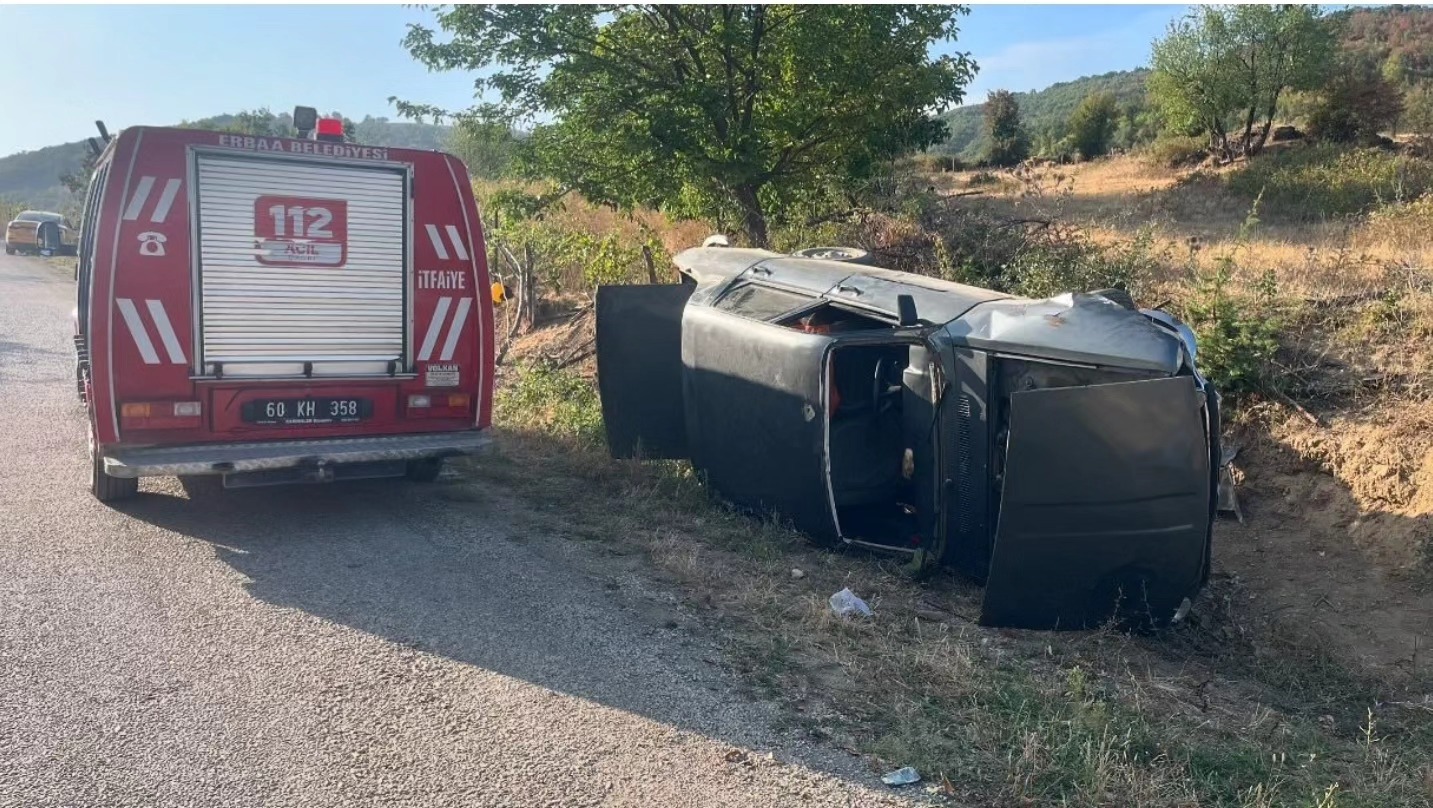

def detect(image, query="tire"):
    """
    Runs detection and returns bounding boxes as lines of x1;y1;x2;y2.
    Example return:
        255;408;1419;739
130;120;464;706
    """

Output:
405;457;444;482
4;245;13;255
89;424;138;503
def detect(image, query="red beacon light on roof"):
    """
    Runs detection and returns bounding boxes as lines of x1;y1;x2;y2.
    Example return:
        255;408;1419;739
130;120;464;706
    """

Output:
315;117;345;143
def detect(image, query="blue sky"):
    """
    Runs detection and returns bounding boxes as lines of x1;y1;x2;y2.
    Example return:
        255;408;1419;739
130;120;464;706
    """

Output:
0;4;1188;159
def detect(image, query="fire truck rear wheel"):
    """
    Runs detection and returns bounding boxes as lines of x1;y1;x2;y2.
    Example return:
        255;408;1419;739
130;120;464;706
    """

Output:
89;426;138;503
405;458;444;482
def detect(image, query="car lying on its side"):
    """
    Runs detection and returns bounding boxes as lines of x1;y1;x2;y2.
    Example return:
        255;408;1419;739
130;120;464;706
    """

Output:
596;246;1221;631
5;210;78;256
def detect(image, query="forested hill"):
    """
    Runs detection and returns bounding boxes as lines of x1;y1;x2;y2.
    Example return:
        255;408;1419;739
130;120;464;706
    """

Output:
0;114;451;210
938;4;1433;161
937;69;1149;161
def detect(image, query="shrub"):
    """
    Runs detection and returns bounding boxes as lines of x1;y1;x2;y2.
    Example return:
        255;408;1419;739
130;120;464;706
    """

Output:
1305;57;1403;144
1179;210;1283;395
495;361;605;447
1143;135;1207;169
1225;144;1433;217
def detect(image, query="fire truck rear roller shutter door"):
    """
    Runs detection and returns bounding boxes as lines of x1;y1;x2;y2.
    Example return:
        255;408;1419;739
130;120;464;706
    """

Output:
195;154;409;376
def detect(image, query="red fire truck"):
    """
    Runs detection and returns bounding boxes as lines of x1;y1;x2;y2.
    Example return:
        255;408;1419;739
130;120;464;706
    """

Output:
74;112;494;502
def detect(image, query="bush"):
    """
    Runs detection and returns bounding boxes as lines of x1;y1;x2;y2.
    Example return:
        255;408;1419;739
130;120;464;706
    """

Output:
1305;57;1403;144
495;361;605;447
1143;135;1207;168
1178;209;1283;395
1225;144;1433;217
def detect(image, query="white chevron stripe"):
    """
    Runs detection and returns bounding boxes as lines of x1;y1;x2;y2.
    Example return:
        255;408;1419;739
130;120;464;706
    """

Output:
145;299;186;364
116;299;159;364
122;176;156;221
424;224;449;260
444;225;470;261
439;297;472;361
150;179;182;224
418;297;452;361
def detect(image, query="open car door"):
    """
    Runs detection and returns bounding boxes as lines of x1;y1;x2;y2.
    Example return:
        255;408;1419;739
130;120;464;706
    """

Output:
980;376;1212;630
595;284;694;459
682;306;840;543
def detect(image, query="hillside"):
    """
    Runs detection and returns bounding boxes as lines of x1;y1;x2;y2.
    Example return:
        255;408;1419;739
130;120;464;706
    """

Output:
0;114;452;212
940;4;1433;162
937;69;1149;161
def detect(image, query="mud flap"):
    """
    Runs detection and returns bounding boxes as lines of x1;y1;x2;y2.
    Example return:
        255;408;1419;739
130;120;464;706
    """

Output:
979;376;1212;630
595;284;694;459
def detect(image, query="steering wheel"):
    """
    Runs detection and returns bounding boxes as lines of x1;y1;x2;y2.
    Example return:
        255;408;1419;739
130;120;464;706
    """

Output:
872;357;901;414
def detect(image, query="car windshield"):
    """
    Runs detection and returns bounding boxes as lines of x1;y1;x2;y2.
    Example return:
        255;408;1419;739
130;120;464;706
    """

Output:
15;211;62;224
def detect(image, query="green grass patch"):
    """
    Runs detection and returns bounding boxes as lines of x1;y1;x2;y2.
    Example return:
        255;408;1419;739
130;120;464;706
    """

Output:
1226;145;1433;219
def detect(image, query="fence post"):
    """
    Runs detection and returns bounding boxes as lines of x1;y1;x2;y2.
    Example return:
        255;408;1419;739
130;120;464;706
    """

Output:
642;244;658;284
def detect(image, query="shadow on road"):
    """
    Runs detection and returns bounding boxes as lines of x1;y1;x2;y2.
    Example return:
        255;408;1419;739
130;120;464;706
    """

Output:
120;471;865;780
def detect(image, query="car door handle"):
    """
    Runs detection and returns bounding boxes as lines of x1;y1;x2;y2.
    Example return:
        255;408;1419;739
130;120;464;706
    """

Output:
750;266;772;276
835;284;862;295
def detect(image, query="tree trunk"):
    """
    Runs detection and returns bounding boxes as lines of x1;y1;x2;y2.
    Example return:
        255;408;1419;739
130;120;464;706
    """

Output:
1239;104;1258;158
733;184;769;248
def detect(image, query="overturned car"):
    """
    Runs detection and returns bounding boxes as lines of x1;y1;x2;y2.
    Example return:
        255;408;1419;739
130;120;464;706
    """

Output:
596;247;1220;630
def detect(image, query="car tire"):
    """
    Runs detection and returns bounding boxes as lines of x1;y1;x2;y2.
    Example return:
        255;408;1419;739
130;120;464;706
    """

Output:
405;457;444;482
4;245;13;255
89;424;138;503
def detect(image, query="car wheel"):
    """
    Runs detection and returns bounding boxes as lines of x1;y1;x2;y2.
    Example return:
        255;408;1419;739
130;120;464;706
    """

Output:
405;458;444;482
89;424;138;503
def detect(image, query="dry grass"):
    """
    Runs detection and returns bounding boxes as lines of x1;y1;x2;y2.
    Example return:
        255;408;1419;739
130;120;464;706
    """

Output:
467;361;1433;807
948;154;1433;302
469;148;1433;804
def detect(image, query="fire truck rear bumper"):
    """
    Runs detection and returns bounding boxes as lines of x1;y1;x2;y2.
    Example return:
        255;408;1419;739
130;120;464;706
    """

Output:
103;430;492;478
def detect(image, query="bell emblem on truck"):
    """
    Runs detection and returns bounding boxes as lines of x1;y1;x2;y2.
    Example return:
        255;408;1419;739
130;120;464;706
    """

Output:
137;232;167;257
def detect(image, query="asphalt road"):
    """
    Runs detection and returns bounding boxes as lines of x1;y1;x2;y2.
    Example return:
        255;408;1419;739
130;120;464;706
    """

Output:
0;253;915;807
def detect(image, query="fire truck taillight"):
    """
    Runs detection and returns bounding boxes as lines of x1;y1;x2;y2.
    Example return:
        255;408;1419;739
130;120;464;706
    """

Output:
120;401;202;429
406;393;470;418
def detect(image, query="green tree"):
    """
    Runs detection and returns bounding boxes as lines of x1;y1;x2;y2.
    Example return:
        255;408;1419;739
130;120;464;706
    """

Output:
1306;56;1404;143
1067;92;1119;160
1149;5;1335;159
400;5;975;247
446;119;519;180
983;89;1029;167
1405;83;1433;138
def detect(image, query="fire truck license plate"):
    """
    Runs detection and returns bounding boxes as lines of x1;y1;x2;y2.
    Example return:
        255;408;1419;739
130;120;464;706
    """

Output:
241;397;372;426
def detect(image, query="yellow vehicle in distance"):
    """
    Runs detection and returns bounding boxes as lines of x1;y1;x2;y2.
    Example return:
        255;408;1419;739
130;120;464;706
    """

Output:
5;210;79;256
